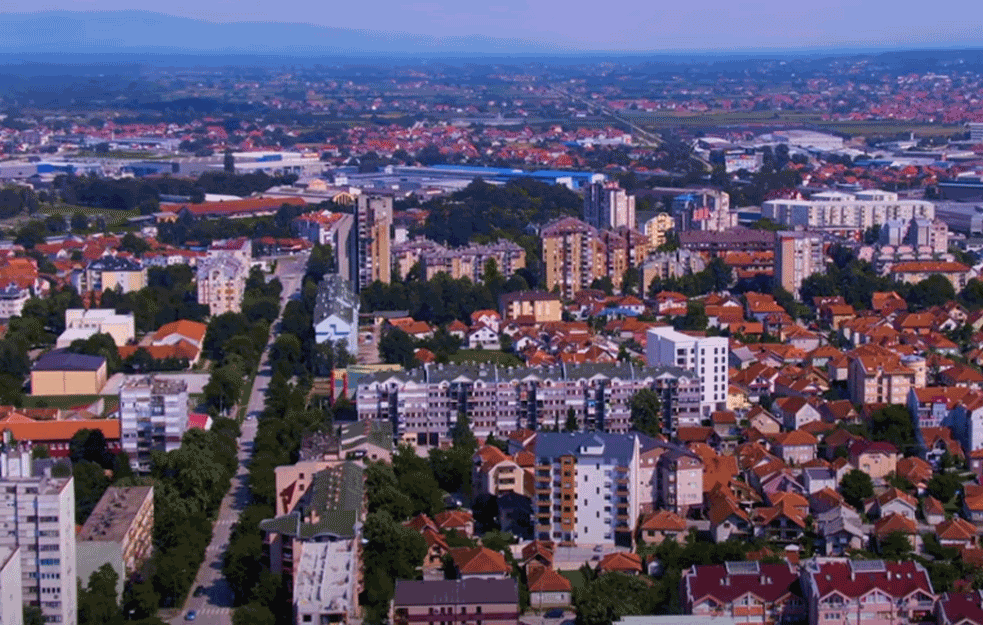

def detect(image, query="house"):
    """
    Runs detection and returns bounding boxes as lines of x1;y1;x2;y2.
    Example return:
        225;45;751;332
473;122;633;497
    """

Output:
940;364;983;390
0;411;120;457
772;396;821;431
849;440;898;480
873;512;920;552
707;493;752;543
936;517;978;548
596;552;643;576
682;561;805;624
896;456;933;493
436;510;475;538
710;411;739;438
747;406;782;435
809;488;848;516
392;579;519;625
30;349;108;396
470;310;502;333
802;467;836;495
753;497;809;543
804;559;936;625
866;487;918;520
467;325;501;350
923;497;945;526
404;515;450;573
937;591;983;625
313;275;359;354
847;344;918;406
772;430;818;465
815;506;865;555
520;540;554;570
527;567;572;609
920;427;964;468
447;320;469;341
148;319;207;364
638;510;687;546
449;547;511;580
964;485;983;524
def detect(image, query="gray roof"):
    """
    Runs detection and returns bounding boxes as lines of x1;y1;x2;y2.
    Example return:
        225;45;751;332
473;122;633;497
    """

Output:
535;431;638;464
313;274;358;326
33;348;106;372
79;486;154;543
393;579;518;607
259;461;363;540
88;256;142;272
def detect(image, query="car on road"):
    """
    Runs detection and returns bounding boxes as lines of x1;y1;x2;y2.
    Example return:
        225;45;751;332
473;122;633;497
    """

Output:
193;586;205;597
185;610;197;621
544;609;565;619
593;545;604;552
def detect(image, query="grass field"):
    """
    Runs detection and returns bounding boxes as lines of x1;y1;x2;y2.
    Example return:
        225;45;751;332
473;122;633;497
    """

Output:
23;394;119;416
448;350;524;367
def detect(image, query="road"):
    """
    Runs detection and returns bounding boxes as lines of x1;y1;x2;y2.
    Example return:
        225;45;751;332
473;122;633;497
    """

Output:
168;251;309;625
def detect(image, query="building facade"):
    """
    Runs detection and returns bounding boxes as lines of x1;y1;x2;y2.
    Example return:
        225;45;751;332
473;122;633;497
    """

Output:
775;230;823;296
763;190;935;236
0;546;22;625
584;182;636;230
646;327;729;417
77;486;154;579
393;579;519;625
0;453;77;625
541;217;605;299
313;274;359;354
196;254;247;316
118;376;189;472
353;194;393;291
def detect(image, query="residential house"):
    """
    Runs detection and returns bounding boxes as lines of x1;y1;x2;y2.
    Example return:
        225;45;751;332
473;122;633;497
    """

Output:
802;467;837;495
896;456;933;493
468;325;501;350
873;513;920;552
449;547;511;580
815;506;865;556
682;561;805;624
937;592;983;625
772;397;821;431
638;510;688;546
865;487;918;520
936;517;978;549
527;567;572;609
596;552;643;576
963;485;983;524
392;579;519;625
923;497;946;526
803;559;936;625
849;441;899;480
707;493;753;543
772;430;818;465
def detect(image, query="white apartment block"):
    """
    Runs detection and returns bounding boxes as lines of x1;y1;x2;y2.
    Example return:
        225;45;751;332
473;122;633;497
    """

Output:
762;190;935;236
196;254;247;316
59;309;136;348
293;540;359;625
119;376;189;472
532;432;641;546
0;450;77;625
646;327;728;417
0;546;22;625
584;182;636;230
0;284;29;321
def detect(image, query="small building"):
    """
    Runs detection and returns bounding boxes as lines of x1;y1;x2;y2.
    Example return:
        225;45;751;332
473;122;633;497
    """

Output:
527;566;572;609
31;349;107;396
313;274;359;355
59;308;136;348
77;486;154;600
392;579;519;625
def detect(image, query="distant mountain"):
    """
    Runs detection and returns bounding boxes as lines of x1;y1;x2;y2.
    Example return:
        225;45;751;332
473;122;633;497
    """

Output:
0;10;575;56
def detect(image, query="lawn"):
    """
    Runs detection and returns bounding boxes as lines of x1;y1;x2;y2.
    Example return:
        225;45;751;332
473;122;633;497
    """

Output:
559;569;586;593
23;394;119;416
448;350;524;367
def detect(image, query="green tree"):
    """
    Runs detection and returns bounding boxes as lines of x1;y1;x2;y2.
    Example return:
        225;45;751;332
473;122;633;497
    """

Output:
74;460;111;525
575;572;657;625
122;578;159;620
78;563;121;625
23;606;44;625
204;364;244;416
840;469;874;510
70;428;113;469
927;472;963;504
877;530;914;559
564;407;579;432
224;149;236;174
674;301;708;331
379;328;417;368
906;274;957;310
629;388;662;437
71;211;89;231
869;405;915;453
232;604;275;625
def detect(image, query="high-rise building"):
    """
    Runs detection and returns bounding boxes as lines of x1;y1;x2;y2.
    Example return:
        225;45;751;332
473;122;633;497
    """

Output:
646;327;729;417
541;217;605;299
118;376;189;472
0;546;22;625
352;195;393;291
532;432;641;546
197;239;251;316
762;190;935;236
584;182;636;230
671;190;733;232
775;230;824;296
0;448;77;625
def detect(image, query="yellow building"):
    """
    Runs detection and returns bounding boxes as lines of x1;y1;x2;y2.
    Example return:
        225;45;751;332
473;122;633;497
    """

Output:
644;213;675;247
77;256;147;294
541;217;605;299
31;349;108;395
500;291;562;323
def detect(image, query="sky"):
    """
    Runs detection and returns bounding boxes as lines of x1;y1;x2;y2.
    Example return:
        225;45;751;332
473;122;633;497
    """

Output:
3;0;982;52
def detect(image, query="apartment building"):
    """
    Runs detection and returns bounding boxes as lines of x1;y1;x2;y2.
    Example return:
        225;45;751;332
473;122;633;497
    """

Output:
313;274;359;354
600;228;650;291
77;486;154;589
0;546;22;625
352;194;393;291
775;230;824;296
356;362;700;449
0;450;77;625
196;254;247;316
59;308;135;348
878;217;949;254
846;345;920;406
643;213;675;248
656;447;704;514
803;559;936;625
118;376;189;472
584;182;636;230
762;190;935;236
671;189;734;232
292;210;354;278
679;227;775;257
541;217;605;299
646;327;729;417
682;561;805;625
532;432;641;546
293;540;359;625
73;256;146;294
641;249;707;292
393;579;519;625
889;260;971;291
0;283;30;321
393;238;527;283
499;291;562;323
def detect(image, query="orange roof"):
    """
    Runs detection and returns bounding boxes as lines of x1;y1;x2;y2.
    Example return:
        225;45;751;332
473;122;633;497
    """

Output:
0;416;119;441
160;196;306;217
435;509;474;531
596;551;643;573
153;319;207;345
936;517;978;542
874;512;917;536
774;429;818;447
638;509;687;532
450;547;510;575
527;566;572;593
118;341;199;362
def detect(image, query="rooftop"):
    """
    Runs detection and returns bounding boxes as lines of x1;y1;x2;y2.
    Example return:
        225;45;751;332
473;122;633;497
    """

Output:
393;578;518;607
293;540;357;617
78;486;154;543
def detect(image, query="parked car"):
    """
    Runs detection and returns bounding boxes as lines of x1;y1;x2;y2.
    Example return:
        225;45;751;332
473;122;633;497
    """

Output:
544;609;565;619
185;611;197;622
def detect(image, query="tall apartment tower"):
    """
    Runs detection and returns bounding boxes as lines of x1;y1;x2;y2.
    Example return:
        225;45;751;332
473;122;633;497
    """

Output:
119;376;190;472
0;448;77;625
775;230;824;296
584;182;636;230
541;217;604;299
646;326;728;417
352;195;393;291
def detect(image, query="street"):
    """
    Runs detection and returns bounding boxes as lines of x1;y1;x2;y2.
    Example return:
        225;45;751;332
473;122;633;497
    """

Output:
167;251;309;625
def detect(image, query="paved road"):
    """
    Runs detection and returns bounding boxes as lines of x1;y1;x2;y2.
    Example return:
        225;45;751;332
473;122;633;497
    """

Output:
168;251;309;625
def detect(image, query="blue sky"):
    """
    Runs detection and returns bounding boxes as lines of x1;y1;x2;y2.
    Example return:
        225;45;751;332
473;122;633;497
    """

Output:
5;0;982;52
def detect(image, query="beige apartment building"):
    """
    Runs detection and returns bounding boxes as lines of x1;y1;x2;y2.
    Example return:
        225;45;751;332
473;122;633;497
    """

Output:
59;308;136;347
75;256;146;294
77;486;154;587
644;212;675;247
541;217;605;299
499;291;562;323
847;345;920;406
196;255;246;316
775;230;824;295
354;194;393;290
